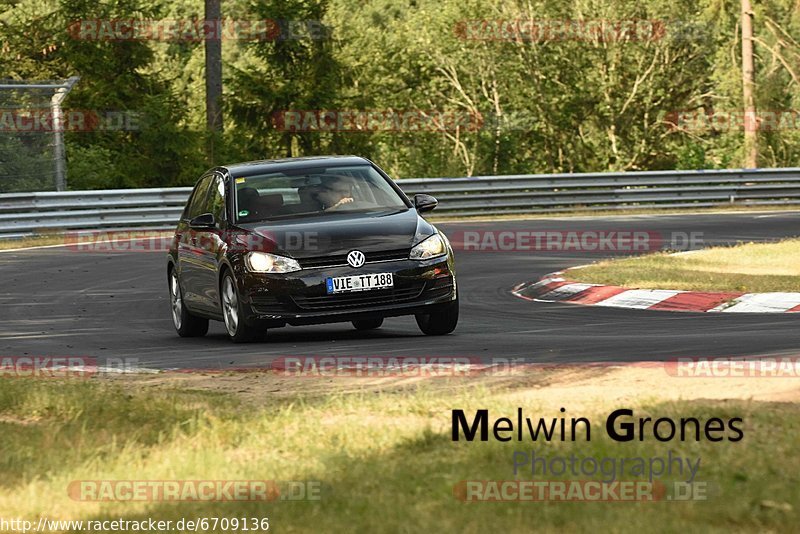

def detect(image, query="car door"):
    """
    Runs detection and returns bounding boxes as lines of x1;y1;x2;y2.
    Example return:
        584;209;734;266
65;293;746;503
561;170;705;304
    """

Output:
191;174;228;312
177;174;213;311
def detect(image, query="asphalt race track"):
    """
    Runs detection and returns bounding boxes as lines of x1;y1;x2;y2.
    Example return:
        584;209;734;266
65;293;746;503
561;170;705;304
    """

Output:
2;212;800;369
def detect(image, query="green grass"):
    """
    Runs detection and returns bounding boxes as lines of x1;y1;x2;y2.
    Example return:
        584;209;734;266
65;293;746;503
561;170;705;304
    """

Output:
0;378;796;533
572;238;800;292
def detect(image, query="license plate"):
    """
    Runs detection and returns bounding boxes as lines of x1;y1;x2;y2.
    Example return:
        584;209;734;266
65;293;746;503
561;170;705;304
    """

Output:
326;273;394;294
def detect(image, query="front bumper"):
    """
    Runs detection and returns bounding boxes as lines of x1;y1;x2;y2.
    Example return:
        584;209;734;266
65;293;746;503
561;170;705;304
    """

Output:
237;255;456;327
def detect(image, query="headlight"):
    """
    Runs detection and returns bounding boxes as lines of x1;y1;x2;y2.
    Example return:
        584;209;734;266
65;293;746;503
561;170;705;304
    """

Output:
409;234;447;260
245;252;301;273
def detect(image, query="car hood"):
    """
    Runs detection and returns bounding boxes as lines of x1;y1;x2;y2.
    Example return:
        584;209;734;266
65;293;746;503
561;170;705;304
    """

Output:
234;208;436;259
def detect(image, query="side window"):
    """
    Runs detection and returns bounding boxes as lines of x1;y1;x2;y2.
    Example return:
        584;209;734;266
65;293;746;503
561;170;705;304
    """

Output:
206;175;226;224
184;176;212;220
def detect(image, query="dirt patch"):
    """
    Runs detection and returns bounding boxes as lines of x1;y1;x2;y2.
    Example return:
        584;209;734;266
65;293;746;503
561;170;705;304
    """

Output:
98;362;800;408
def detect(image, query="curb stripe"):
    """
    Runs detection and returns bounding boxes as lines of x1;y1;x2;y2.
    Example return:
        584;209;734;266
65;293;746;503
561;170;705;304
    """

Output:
566;285;629;305
594;289;681;309
512;277;567;300
649;292;744;312
710;293;800;313
525;276;565;289
530;279;570;294
537;283;596;301
513;270;800;314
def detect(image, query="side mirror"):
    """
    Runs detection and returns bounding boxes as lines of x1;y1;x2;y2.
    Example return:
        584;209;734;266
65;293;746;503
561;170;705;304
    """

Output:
189;213;216;229
413;194;438;213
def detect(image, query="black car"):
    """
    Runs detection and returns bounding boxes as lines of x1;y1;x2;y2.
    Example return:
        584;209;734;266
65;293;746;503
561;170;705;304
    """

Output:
167;156;458;342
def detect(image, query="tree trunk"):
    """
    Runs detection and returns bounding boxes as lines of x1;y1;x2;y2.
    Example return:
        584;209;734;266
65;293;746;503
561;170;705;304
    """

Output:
741;0;758;168
205;0;223;161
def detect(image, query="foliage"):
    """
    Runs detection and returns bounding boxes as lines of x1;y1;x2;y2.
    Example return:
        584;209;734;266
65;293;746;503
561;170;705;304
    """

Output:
0;0;798;191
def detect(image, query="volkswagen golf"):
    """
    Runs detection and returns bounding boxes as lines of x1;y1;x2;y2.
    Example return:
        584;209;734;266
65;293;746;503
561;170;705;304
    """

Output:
167;156;458;342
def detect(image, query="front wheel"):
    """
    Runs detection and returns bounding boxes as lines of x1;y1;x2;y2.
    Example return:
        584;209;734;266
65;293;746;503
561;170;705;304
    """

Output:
169;268;209;337
415;297;459;335
221;271;265;343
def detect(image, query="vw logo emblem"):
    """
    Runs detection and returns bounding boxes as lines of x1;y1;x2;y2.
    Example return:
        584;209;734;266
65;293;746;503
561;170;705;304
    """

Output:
347;250;365;268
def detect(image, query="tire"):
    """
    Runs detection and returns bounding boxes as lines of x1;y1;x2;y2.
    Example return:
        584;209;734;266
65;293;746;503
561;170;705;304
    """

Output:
169;267;209;337
221;271;266;343
352;318;384;330
415;297;459;335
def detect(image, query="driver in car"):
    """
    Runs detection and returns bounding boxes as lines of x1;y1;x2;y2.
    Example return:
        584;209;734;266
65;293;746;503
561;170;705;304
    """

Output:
317;177;356;211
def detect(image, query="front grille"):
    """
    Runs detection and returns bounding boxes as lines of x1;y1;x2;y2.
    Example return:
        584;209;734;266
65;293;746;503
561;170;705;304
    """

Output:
298;248;410;269
367;248;412;262
292;284;424;310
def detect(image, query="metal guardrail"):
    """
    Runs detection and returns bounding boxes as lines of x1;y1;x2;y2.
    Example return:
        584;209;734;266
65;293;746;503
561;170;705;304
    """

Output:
2;168;800;236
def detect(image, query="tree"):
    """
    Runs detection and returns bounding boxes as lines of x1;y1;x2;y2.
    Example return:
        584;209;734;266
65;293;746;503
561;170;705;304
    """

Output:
741;0;757;167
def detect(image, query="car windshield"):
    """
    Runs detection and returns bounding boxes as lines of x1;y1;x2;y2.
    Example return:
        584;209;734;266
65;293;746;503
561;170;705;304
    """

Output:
233;165;409;223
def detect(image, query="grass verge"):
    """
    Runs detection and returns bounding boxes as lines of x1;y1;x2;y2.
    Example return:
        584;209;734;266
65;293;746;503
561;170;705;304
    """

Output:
571;238;800;292
0;375;796;533
0;234;71;250
0;231;175;251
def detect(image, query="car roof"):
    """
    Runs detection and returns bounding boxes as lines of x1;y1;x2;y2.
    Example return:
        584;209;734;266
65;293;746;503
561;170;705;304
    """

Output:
221;156;371;177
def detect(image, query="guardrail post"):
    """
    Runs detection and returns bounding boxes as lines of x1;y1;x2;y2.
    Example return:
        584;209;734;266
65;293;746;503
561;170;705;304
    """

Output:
50;77;80;191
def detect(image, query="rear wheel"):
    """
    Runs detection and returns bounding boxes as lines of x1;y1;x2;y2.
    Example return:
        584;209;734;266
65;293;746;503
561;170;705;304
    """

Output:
415;297;459;335
221;271;266;343
352;318;384;330
169;268;209;337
